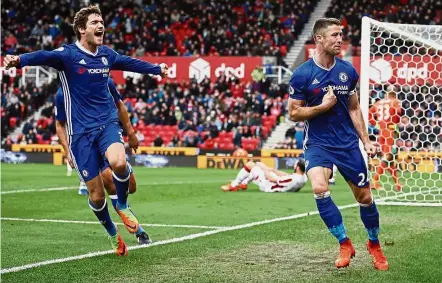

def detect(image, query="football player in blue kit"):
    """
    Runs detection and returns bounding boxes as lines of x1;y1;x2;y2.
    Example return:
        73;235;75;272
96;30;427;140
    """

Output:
54;79;151;245
288;18;388;270
4;5;167;255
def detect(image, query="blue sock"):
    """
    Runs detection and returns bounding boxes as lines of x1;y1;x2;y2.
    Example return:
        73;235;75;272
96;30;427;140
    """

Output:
88;199;117;237
112;165;130;209
129;207;146;235
360;201;380;244
109;195;118;211
315;192;348;243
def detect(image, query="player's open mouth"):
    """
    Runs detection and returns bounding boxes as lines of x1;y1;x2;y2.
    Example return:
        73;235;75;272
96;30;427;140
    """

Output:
94;31;104;36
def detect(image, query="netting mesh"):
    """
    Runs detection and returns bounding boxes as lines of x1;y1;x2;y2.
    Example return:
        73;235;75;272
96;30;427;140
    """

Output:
365;20;442;203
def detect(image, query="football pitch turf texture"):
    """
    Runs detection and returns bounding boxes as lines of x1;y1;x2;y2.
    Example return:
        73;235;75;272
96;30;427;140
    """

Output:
1;164;442;283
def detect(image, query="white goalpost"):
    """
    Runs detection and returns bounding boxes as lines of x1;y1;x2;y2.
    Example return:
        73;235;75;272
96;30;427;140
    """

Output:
360;17;442;206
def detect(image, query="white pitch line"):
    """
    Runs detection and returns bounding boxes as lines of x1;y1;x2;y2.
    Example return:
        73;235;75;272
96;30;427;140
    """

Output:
0;191;426;274
0;180;227;195
0;217;225;229
0;186;78;194
0;202;359;275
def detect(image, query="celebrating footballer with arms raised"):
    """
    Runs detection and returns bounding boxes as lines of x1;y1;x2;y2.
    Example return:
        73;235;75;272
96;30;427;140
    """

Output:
4;5;167;256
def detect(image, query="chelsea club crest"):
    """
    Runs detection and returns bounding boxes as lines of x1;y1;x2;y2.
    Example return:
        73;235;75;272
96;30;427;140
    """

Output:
339;72;348;82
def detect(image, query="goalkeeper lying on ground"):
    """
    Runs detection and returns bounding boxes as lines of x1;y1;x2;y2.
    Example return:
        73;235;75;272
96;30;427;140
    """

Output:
221;159;307;192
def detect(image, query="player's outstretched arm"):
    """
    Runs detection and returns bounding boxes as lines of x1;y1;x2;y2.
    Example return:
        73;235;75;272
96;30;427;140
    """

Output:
348;92;379;156
255;162;287;176
270;168;289;177
288;86;337;122
264;170;278;183
110;48;168;77
3;48;66;70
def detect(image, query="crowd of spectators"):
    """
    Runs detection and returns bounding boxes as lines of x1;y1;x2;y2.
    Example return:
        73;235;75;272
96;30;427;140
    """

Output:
2;0;320;148
3;0;442;152
119;73;287;149
1;73;58;140
2;73;289;150
2;0;319;63
275;121;305;150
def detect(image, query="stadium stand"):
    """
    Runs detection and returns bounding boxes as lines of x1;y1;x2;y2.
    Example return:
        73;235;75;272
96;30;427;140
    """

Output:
5;73;288;150
3;0;440;151
1;0;319;59
1;73;58;139
1;0;322;149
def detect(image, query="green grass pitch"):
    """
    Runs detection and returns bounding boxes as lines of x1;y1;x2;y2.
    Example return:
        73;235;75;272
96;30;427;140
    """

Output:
1;164;442;283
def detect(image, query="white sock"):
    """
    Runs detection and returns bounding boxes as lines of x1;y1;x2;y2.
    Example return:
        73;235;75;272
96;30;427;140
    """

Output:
231;167;251;187
79;181;86;188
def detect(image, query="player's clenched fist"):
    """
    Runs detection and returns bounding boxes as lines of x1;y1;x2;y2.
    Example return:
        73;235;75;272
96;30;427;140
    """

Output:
321;86;337;111
3;55;20;69
364;141;380;157
159;63;168;78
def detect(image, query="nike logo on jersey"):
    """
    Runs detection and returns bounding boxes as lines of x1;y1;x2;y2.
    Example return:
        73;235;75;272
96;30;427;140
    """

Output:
79;59;87;65
312;78;320;85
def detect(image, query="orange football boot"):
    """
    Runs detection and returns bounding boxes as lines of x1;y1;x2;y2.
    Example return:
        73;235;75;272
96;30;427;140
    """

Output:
367;241;389;270
221;183;239;192
109;228;128;256
335;238;356;268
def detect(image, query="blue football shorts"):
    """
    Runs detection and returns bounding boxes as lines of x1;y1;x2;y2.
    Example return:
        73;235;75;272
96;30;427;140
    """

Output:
69;122;124;182
304;145;369;188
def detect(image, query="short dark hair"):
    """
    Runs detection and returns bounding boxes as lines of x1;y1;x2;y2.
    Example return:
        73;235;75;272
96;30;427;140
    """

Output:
312;18;341;39
296;159;306;173
73;5;102;40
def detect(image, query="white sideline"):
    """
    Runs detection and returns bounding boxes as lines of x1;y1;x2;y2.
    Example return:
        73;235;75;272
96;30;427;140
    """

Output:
1;186;78;194
0;217;225;229
0;180;227;195
0;191;431;274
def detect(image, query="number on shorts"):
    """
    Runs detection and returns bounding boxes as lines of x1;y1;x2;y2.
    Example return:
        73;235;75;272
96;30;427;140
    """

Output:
358;172;369;186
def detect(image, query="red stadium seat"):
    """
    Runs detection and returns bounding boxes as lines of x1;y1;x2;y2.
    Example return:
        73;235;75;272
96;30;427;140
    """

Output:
9;117;17;128
199;142;208;149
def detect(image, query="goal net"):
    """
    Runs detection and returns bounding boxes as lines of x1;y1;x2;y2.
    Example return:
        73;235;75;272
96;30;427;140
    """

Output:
360;17;442;206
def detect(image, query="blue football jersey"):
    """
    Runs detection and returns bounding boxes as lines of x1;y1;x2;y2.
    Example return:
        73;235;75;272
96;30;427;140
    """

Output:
289;57;359;149
54;78;121;122
20;41;160;135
